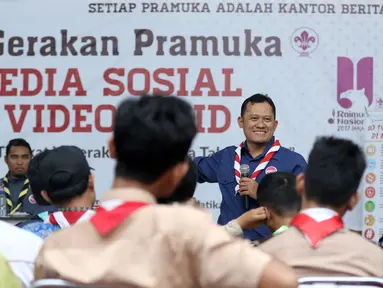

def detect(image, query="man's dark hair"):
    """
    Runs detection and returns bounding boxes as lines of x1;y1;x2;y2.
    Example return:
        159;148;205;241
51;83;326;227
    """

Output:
114;95;197;184
240;93;276;119
6;138;32;156
157;157;197;204
305;136;366;208
257;172;300;216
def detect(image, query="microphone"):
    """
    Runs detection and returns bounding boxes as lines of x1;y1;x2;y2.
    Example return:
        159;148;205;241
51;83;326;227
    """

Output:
240;164;250;211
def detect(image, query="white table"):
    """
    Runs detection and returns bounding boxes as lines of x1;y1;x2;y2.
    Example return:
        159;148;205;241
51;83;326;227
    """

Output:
0;213;32;225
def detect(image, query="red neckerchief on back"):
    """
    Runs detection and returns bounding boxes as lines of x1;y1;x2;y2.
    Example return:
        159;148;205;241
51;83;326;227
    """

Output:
290;212;344;248
46;210;96;229
90;201;149;236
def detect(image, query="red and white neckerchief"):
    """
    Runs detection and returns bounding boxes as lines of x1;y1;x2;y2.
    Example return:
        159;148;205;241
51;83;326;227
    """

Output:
234;138;281;194
290;208;344;248
90;200;149;236
45;210;96;229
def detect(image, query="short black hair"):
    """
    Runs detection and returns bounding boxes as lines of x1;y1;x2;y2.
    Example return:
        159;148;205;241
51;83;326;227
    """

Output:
6;138;32;156
305;136;366;208
257;172;300;216
157;157;197;204
114;95;197;184
240;93;276;118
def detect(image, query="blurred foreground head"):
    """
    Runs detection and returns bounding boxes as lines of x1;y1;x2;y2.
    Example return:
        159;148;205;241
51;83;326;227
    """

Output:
109;95;197;198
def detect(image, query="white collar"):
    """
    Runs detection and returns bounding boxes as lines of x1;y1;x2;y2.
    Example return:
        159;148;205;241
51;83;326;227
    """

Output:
300;207;339;222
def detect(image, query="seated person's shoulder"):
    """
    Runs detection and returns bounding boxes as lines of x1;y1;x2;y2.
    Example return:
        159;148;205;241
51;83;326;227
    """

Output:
157;203;211;221
21;221;60;239
155;203;221;234
258;228;297;252
342;229;383;253
0;220;43;245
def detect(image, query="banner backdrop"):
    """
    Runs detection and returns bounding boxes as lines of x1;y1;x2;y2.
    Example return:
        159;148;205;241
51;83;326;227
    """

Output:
362;113;383;243
1;0;382;232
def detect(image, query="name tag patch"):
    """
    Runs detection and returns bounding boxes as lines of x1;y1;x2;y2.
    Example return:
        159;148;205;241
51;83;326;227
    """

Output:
29;195;36;204
265;166;278;174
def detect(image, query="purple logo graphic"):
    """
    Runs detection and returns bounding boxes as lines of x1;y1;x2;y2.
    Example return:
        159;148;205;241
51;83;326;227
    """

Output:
291;28;319;56
337;57;373;109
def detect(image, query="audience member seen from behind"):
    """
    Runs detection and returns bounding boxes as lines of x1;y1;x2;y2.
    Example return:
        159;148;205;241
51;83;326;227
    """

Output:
34;95;298;288
252;172;301;246
0;138;54;216
259;136;383;277
22;146;96;239
158;158;270;238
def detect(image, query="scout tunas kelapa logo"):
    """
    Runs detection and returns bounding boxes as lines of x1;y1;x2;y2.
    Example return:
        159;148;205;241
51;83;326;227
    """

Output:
291;27;319;57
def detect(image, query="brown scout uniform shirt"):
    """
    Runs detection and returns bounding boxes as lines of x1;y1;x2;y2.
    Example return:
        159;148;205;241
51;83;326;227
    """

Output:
259;226;383;278
35;188;271;287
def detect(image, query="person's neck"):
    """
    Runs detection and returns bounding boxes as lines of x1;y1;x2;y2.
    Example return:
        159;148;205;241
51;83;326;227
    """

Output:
301;200;345;217
60;192;93;209
7;173;25;180
276;217;294;230
246;141;267;158
112;177;156;195
271;215;294;232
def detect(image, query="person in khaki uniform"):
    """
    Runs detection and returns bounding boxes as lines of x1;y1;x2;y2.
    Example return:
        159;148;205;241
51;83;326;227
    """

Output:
259;136;383;277
34;95;298;288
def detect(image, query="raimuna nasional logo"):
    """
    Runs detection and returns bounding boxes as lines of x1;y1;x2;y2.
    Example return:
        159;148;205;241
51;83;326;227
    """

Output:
328;57;374;132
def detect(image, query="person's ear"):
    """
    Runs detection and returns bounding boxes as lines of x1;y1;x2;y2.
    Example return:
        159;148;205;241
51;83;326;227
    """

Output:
272;120;279;132
296;173;304;196
169;161;188;190
157;161;188;198
88;173;95;190
108;136;116;159
41;190;53;205
237;116;244;128
346;193;359;211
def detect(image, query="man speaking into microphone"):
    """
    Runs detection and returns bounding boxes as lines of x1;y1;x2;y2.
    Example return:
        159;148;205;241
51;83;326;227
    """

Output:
194;94;307;241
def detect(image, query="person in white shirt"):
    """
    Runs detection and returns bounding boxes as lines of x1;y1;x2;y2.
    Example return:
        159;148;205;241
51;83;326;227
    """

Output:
0;220;43;286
